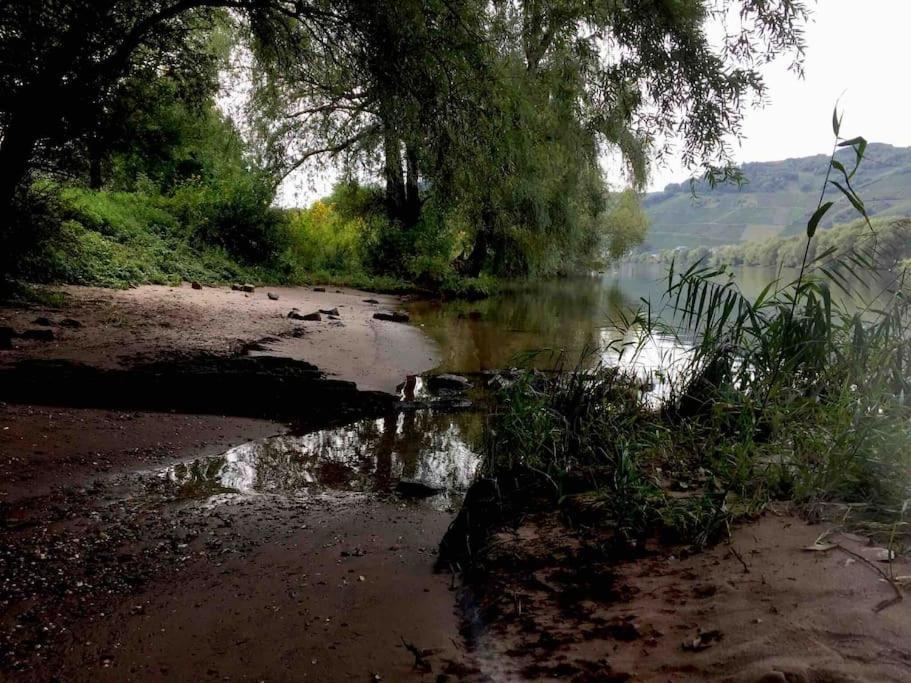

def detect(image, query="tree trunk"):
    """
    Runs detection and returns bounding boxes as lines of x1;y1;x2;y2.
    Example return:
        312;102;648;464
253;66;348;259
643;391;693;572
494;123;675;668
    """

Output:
403;143;421;227
466;225;489;277
88;137;104;190
383;125;406;223
0;114;38;228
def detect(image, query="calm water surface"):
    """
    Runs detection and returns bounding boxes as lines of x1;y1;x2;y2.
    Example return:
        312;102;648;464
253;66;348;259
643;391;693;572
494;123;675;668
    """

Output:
153;263;859;505
405;262;874;374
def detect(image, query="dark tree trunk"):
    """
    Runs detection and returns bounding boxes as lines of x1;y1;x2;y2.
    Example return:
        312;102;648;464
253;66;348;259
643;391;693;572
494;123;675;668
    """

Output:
0;114;38;228
464;204;497;276
466;227;489;277
383;125;406;223
88;138;104;190
403;143;421;227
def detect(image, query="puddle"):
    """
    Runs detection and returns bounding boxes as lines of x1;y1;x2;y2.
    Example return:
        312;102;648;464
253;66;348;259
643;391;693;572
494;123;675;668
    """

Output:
158;409;482;510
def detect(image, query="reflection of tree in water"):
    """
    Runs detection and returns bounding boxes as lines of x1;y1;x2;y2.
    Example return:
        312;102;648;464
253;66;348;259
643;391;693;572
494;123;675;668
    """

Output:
408;275;645;372
166;411;481;499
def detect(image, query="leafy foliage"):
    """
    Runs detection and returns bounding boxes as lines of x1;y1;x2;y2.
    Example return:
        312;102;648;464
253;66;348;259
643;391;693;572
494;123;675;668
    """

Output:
474;114;911;553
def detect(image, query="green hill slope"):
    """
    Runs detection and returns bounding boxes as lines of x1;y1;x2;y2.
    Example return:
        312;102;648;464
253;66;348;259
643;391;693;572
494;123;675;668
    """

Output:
640;143;911;252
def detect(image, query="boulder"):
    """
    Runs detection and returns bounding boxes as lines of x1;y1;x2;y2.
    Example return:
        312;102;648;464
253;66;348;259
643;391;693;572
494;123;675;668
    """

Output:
373;311;410;323
231;283;243;291
396;480;443;498
191;281;203;290
319;307;340;316
426;374;472;392
241;284;255;293
289;309;321;321
267;292;279;301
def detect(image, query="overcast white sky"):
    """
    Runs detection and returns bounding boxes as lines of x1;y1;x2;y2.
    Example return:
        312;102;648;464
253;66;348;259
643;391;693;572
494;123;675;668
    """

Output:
277;0;911;205
645;0;911;190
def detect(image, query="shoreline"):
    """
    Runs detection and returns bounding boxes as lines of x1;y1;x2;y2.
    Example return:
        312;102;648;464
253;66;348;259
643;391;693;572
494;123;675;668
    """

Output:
0;283;470;680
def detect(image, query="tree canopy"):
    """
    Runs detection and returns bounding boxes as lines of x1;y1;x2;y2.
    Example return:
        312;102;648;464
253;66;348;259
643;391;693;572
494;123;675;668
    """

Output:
0;0;809;279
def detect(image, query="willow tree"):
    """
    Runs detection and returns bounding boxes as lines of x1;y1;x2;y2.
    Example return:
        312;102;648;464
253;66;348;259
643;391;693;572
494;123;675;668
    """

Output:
248;0;808;275
445;0;809;275
246;0;487;230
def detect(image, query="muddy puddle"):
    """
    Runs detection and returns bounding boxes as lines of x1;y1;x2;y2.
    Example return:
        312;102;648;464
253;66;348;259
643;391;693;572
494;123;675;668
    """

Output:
154;407;483;510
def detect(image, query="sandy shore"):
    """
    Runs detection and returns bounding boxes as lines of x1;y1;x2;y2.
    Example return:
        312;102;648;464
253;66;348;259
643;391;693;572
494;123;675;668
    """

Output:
0;283;469;680
0;283;439;393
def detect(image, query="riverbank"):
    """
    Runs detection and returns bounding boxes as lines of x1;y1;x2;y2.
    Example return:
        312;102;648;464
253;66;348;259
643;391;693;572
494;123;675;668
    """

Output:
3;281;911;681
0;283;471;680
0;282;439;393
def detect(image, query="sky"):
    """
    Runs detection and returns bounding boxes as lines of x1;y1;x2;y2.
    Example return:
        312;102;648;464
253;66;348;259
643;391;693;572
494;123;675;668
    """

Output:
645;0;911;191
277;0;911;205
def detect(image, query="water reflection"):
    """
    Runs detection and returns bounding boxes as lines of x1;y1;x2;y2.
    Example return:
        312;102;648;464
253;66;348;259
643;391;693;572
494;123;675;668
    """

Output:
407;264;687;375
162;409;482;509
406;262;881;379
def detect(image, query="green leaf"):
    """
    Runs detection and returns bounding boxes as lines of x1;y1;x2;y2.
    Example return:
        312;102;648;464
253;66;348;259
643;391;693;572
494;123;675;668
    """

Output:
830;180;866;215
832;107;841;136
807;201;834;238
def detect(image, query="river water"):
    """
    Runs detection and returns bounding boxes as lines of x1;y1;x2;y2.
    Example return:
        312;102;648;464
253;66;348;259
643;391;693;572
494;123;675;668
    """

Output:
155;262;886;507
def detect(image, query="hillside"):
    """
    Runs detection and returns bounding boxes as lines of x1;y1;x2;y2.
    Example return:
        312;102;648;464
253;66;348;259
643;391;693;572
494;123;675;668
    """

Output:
640;143;911;252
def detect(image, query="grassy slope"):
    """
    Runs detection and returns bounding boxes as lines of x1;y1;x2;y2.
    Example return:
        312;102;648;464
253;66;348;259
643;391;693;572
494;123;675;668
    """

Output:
642;143;911;252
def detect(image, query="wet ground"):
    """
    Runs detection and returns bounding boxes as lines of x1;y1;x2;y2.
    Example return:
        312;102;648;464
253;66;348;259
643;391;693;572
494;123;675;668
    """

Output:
0;342;488;681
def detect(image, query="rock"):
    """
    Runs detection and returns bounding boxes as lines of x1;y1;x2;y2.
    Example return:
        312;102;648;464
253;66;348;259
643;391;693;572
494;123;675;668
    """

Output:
426;374;472;391
373;311;410;323
59;318;82;328
21;329;55;342
191;281;203;290
396;480;443;498
289;309;321;321
319;307;340;316
363;298;380;304
32;316;54;326
313;287;326;292
267;292;279;301
231;283;243;291
241;284;255;293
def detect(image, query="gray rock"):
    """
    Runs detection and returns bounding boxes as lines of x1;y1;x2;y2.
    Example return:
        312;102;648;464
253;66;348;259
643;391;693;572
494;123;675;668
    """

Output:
319;307;340;316
241;284;255;293
363;298;380;304
313;287;326;292
231;283;243;291
289;309;321;321
426;374;472;391
373;311;410;323
267;292;279;300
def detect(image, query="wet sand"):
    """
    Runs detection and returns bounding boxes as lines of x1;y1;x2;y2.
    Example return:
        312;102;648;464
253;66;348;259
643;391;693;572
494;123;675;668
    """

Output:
458;509;911;681
0;284;467;680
